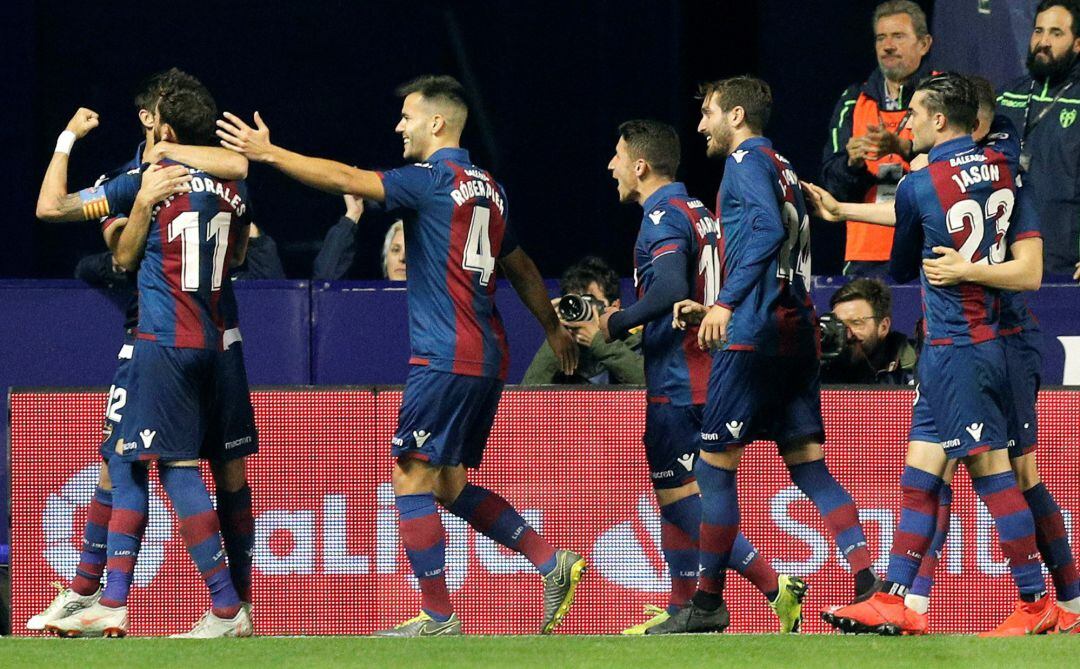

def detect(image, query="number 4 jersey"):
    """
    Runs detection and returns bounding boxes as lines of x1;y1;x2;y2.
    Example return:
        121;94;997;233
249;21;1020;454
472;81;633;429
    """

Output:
89;160;251;350
378;147;517;380
890;134;1038;346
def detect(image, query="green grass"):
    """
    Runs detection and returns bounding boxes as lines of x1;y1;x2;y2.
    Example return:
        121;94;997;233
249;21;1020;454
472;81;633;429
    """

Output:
1;635;1076;669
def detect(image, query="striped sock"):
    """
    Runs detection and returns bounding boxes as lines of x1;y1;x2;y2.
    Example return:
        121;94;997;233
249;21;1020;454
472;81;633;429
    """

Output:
100;460;148;608
72;485;112;596
909;484;953;601
694;458;739;596
159;466;242;619
447;483;557;575
658;494;701;613
729;533;779;601
1024;483;1080;603
973;471;1045;599
397;493;452;621
216;484;255;603
787;459;873;574
885;466;943;593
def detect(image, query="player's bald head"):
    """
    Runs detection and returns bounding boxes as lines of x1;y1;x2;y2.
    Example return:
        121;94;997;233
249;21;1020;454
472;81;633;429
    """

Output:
396;75;469;134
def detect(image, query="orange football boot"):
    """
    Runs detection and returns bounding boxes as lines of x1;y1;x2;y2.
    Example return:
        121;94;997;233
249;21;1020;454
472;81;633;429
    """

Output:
1053;607;1080;634
822;592;923;635
979;596;1057;637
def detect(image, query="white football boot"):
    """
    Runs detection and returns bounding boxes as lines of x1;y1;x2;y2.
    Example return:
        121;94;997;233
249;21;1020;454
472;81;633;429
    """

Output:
45;602;128;638
27;583;102;631
171;607;253;638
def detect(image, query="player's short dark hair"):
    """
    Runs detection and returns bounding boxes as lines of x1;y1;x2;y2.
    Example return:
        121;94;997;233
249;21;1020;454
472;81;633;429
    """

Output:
617;119;680;179
873;0;930;38
1036;0;1080;37
396;75;469;115
969;75;996;115
915;72;979;133
134;68;206;111
157;83;219;147
697;76;773;134
830;277;893;319
560;256;620;304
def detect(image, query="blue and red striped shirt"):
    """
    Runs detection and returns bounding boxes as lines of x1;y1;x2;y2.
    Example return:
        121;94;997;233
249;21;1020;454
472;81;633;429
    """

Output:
378;148;517;380
714;137;818;357
891;134;1036;345
633;182;715;405
96;161;250;350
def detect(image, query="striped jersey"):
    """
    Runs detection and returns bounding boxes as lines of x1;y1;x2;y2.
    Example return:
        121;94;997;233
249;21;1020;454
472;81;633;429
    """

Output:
378;147;517;380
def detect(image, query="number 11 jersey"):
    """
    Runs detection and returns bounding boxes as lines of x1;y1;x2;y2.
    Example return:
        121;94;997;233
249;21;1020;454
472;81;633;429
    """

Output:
97;160;251;350
378;147;517;380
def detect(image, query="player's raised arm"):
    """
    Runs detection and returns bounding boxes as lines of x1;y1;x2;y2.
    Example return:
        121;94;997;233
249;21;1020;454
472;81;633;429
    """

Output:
217;111;386;202
498;247;578;376
147;141;249;180
113;164;193;270
802;181;898;227
36;108;102;222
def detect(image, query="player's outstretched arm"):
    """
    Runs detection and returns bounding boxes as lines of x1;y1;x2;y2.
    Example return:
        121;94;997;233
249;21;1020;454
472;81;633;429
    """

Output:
217;112;385;202
923;238;1042;291
113;164;193;270
147;142;249;180
36;108;101;222
498;247;578;376
801;181;896;226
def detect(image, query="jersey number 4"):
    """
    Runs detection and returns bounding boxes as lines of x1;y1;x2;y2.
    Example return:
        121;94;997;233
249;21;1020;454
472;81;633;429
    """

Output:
168;211;232;292
462;205;496;286
945;188;1012;264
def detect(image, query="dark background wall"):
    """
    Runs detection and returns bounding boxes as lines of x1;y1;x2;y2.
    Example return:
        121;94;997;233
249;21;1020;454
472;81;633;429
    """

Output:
6;0;1035;282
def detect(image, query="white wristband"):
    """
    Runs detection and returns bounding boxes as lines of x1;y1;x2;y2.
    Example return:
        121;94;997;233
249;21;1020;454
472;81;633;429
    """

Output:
54;130;76;155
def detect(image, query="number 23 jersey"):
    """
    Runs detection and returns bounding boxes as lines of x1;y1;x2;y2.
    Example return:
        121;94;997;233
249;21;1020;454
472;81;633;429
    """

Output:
378;147;518;380
891;135;1037;346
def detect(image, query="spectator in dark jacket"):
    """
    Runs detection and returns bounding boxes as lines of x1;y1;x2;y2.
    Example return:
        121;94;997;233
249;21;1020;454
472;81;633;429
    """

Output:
821;278;917;385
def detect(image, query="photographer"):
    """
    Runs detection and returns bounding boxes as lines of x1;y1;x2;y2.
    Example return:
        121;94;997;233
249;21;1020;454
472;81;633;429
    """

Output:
522;256;644;385
821;278;916;384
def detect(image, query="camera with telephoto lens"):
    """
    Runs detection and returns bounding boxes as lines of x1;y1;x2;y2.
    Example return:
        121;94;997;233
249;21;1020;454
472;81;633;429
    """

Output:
818;311;848;361
558;293;603;322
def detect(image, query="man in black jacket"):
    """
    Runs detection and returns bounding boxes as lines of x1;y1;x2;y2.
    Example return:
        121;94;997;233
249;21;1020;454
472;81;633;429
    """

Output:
821;278;916;385
997;0;1080;279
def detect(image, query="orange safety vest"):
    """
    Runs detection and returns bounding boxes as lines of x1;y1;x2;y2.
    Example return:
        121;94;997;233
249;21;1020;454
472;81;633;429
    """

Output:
845;95;913;262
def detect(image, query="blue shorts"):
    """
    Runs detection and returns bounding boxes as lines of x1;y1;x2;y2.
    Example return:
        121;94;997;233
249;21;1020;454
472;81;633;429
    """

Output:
700;351;825;452
1003;331;1042;459
116;339;214;462
201;337;259;461
99;335;136;460
908;339;1008;459
644;403;700;489
391;366;502;468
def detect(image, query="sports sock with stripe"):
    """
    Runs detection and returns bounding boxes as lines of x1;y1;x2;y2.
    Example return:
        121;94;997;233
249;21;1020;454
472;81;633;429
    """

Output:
72;485;112;596
216;483;255;604
446;483;557;575
657;494;701;613
884;466;943;595
694;457;739;598
100;460;148;609
973;471;1045;600
397;493;453;621
1023;482;1079;607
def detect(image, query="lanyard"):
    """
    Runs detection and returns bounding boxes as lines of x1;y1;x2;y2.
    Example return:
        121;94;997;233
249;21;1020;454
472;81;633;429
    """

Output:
1021;78;1076;144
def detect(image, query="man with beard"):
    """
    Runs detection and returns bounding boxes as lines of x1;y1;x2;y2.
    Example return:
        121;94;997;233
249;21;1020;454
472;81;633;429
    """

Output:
998;1;1080;279
821;1;933;277
821;278;916;385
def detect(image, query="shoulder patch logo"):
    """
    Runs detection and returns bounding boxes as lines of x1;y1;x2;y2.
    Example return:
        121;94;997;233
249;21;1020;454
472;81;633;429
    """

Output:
649;210;666;225
731;150;749;164
1060;108;1076;129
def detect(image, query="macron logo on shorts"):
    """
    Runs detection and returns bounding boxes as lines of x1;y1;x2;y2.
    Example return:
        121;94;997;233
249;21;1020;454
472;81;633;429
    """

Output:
725;421;744;439
677;453;695;471
413;430;431;448
965;422;984;441
139;428;157;449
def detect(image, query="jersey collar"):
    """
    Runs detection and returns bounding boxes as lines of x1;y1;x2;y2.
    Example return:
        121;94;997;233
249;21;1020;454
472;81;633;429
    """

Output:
928;135;977;163
642;181;688;212
733;136;771;154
